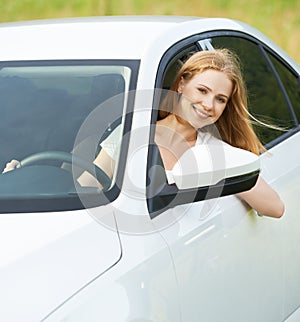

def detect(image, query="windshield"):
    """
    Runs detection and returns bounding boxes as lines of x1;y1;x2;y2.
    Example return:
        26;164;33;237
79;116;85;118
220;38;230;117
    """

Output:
0;60;138;213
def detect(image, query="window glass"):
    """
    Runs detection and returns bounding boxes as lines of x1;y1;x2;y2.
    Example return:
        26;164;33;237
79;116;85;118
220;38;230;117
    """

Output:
0;60;138;212
267;52;300;124
158;45;198;119
211;36;295;144
161;45;198;90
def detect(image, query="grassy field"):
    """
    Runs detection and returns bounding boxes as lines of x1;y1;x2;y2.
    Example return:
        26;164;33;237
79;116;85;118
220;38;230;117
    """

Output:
0;0;299;63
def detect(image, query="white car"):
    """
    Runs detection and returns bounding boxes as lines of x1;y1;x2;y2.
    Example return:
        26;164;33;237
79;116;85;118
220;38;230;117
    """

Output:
0;16;299;322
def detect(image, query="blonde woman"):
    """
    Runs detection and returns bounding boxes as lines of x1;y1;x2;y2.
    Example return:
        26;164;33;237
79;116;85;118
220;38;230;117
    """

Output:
155;49;284;218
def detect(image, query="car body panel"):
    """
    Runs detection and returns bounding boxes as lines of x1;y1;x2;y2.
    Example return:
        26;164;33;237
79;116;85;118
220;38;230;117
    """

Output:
43;229;181;322
0;210;121;321
158;132;300;321
0;16;297;71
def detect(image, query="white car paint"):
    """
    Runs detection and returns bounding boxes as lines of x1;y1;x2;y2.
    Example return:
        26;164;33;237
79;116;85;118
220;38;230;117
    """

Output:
0;209;121;321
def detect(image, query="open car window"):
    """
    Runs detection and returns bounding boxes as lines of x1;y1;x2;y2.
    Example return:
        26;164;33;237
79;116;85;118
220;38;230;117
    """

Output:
147;32;300;217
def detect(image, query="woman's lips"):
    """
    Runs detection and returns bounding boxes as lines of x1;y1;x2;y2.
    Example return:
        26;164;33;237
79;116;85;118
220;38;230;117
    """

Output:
192;104;211;119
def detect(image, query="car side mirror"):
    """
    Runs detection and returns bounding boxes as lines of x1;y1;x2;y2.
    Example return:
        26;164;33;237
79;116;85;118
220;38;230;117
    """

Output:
171;139;260;190
146;138;260;218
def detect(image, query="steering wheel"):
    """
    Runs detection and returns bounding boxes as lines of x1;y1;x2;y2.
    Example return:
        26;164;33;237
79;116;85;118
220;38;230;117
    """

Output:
16;151;112;190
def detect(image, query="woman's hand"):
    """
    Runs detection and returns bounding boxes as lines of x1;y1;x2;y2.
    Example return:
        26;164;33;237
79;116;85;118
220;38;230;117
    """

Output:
2;159;20;173
238;176;285;218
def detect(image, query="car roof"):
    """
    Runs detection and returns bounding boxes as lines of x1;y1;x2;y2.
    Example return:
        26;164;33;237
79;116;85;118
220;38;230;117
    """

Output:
0;15;295;68
0;16;252;61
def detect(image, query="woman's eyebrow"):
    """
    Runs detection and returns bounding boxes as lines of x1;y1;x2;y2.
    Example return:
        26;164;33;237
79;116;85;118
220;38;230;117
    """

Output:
197;83;230;99
218;93;229;99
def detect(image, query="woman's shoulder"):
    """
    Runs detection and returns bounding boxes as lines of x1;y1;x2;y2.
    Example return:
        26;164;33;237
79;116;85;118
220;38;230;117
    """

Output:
99;124;122;160
101;124;122;144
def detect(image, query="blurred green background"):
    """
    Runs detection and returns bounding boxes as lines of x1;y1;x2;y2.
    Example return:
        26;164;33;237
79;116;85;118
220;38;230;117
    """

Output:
0;0;299;63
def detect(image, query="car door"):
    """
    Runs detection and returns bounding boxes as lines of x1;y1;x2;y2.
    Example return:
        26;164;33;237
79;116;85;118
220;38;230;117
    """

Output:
147;33;300;322
204;35;300;321
0;60;138;321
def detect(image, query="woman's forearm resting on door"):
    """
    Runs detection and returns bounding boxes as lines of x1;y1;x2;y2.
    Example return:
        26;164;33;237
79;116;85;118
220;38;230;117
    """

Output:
238;176;285;218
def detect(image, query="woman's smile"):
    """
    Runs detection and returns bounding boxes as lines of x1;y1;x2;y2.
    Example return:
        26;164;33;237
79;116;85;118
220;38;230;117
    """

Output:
192;104;211;119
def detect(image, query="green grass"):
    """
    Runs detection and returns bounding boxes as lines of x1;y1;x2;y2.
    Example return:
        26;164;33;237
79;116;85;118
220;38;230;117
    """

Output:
0;0;299;63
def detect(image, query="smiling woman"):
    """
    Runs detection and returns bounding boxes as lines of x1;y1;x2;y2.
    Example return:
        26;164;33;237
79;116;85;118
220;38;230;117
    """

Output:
159;49;266;155
154;49;285;218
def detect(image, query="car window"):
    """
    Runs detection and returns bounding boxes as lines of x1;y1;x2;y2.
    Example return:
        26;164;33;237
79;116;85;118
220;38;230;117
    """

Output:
148;34;299;216
160;36;299;146
148;40;264;217
0;60;138;213
161;45;198;90
210;36;296;145
267;52;300;124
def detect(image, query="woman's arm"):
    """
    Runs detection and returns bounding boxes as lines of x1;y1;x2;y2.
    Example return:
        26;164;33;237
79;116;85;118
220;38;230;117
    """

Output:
77;149;115;188
238;176;285;218
2;151;114;189
77;125;121;188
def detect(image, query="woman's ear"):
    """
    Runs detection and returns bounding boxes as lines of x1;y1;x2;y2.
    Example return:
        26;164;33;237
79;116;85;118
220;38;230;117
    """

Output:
177;77;185;93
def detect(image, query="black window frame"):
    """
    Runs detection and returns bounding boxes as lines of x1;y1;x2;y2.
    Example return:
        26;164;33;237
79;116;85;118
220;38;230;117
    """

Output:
147;30;300;217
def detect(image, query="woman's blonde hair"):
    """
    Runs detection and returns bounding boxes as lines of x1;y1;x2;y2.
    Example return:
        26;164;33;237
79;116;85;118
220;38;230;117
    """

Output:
160;49;265;155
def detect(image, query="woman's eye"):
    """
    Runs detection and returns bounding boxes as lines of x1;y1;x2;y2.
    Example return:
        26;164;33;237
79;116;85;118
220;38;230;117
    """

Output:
198;88;207;94
217;97;226;104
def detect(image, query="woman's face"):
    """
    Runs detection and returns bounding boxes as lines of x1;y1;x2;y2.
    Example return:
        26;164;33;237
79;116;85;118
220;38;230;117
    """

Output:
176;69;233;129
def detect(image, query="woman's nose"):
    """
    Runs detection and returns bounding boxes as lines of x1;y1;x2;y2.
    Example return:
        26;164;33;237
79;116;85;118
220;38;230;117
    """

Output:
202;95;214;110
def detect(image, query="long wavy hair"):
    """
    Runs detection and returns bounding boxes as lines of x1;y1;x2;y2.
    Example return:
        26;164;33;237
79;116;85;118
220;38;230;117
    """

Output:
159;49;265;155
